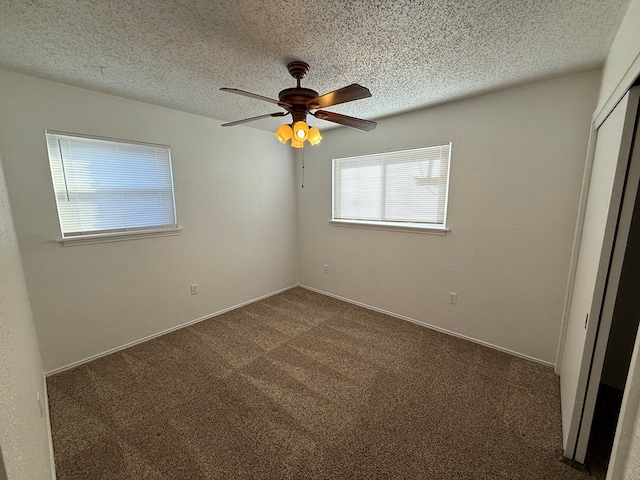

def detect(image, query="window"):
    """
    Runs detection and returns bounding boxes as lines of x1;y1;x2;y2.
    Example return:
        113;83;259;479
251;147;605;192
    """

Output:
332;143;451;231
45;131;178;241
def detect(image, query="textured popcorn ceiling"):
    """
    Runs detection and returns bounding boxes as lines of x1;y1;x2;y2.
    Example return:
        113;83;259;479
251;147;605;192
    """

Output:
0;0;630;132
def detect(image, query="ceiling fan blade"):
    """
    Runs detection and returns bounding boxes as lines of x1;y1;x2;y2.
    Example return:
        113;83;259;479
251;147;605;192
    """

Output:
220;88;291;107
312;110;377;132
307;84;372;109
221;111;288;127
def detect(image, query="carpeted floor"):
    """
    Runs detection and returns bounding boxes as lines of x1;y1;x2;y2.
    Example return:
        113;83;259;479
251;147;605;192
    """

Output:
47;287;592;479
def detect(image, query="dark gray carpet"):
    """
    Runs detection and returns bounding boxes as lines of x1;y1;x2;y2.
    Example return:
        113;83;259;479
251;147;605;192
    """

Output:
47;287;590;479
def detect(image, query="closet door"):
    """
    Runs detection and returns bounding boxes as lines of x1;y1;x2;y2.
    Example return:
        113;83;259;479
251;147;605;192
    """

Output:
560;87;639;462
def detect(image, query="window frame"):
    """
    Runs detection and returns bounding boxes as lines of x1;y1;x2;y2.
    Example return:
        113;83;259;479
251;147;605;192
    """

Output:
45;130;181;245
331;143;452;234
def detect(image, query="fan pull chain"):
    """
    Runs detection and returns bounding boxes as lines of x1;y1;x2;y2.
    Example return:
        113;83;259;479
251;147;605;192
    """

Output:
301;149;305;188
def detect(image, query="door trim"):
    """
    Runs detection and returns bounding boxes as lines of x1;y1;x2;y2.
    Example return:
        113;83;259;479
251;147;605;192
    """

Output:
575;91;640;461
556;126;598;374
563;87;640;461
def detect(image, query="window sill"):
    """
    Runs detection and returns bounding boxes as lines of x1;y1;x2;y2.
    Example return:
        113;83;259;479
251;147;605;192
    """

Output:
330;220;449;235
56;227;183;246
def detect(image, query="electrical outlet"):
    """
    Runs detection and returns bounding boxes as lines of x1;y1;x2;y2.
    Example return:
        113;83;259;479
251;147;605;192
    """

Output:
448;292;458;305
191;284;198;295
324;264;329;274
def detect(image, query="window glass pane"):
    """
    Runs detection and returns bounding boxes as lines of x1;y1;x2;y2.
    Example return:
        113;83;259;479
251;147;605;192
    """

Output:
333;144;450;227
338;162;383;220
46;132;177;238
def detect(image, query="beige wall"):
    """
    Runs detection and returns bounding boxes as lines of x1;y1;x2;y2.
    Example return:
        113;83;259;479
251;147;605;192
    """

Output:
0;154;54;479
297;71;600;365
0;70;298;373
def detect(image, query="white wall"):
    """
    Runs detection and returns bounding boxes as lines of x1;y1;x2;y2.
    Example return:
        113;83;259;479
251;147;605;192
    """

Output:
623;406;640;479
0;153;54;479
0;70;298;373
297;71;600;365
595;0;640;124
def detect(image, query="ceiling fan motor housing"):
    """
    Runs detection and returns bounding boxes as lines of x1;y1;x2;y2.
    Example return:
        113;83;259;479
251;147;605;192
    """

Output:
278;87;319;123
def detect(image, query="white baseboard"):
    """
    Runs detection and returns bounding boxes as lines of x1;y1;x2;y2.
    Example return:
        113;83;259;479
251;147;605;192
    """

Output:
46;282;552;376
45;284;298;376
299;284;554;368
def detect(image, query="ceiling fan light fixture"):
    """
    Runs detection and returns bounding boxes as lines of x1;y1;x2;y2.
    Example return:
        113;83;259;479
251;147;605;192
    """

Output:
292;121;309;141
307;126;322;146
221;61;377;147
275;123;293;144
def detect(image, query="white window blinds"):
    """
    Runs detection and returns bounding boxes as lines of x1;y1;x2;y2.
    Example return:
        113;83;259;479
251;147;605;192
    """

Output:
333;143;451;228
45;131;177;238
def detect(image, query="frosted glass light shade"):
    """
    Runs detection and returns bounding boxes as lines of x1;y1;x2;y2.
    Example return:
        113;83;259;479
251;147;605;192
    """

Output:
291;138;304;148
307;127;322;146
275;124;293;144
292;121;309;142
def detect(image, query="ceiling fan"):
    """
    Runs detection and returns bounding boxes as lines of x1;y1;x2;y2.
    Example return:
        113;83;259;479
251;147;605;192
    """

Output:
220;61;376;148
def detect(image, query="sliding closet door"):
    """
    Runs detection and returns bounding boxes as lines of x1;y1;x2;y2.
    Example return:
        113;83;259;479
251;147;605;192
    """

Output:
560;87;639;462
